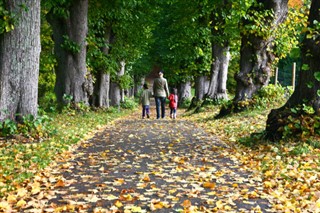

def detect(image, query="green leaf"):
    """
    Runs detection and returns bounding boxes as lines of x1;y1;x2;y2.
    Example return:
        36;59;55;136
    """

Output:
314;72;320;81
290;108;297;114
301;64;309;71
307;82;314;88
317;90;320;97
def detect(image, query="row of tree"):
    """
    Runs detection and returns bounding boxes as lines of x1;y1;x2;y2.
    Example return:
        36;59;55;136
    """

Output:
0;0;157;122
0;0;319;140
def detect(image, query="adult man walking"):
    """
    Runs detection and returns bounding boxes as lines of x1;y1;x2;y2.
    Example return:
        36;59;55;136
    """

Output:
153;70;169;119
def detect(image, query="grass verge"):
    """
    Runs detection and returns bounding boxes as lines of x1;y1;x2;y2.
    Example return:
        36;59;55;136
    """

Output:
0;107;134;197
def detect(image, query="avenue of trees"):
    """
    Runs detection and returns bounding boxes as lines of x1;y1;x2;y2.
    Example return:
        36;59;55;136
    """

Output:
0;0;319;140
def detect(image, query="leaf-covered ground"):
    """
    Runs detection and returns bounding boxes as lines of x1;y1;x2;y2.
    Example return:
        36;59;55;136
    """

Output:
1;105;319;212
1;109;273;212
184;105;320;213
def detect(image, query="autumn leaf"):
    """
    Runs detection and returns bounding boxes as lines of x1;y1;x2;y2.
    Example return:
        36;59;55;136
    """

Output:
16;199;27;208
202;182;216;189
6;194;17;204
142;174;151;182
181;199;191;208
114;200;123;208
55;179;65;188
31;181;41;195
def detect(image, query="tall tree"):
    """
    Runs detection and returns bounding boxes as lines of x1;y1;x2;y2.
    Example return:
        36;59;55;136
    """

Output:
0;0;41;121
234;0;289;102
87;1;115;108
266;0;320;140
45;0;92;105
204;0;234;102
89;0;156;107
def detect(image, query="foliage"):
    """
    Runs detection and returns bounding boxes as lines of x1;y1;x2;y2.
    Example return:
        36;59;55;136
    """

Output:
61;35;81;54
277;105;320;141
42;0;70;18
178;97;192;109
218;84;292;117
120;97;138;110
118;74;133;90
0;1;14;34
0;119;17;136
39;11;56;100
0;113;53;139
272;5;308;62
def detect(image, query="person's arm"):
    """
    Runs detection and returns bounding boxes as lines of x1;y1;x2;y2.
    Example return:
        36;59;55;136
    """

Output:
153;79;156;95
164;79;169;97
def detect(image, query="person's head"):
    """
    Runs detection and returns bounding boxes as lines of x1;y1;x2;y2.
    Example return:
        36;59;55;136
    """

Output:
143;83;148;89
159;70;164;77
171;88;177;95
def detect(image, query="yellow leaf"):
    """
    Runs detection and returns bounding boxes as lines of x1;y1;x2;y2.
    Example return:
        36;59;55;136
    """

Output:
114;200;123;208
142;174;151;182
0;201;11;211
106;194;118;201
16;199;26;208
17;188;28;198
131;206;142;212
7;194;17;204
216;200;224;209
264;181;273;188
264;170;273;178
31;182;41;195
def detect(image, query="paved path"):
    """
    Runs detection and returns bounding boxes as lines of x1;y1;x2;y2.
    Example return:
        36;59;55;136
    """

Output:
25;110;273;212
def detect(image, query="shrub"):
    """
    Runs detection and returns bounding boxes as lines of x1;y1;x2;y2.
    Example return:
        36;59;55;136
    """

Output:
121;97;138;109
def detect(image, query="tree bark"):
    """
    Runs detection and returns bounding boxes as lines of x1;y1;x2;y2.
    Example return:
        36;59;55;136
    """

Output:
189;75;209;110
234;0;288;102
92;71;110;108
205;43;230;101
0;0;41;121
110;61;125;107
47;0;91;105
178;81;192;105
195;75;209;101
266;0;320;140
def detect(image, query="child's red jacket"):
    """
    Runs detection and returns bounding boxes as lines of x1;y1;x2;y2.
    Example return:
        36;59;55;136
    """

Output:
169;94;178;109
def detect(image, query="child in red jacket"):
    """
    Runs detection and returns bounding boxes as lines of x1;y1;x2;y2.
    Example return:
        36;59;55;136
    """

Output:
169;88;178;119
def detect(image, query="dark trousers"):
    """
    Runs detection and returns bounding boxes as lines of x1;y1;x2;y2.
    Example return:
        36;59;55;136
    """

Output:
142;105;150;118
155;96;166;119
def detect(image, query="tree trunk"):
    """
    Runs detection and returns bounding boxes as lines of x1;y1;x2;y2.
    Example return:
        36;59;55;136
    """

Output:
266;0;320;140
91;28;113;108
134;76;144;97
234;0;288;102
195;75;208;101
92;71;110;108
178;81;192;105
0;0;41;121
189;75;209;110
110;61;125;107
47;0;91;105
205;43;230;101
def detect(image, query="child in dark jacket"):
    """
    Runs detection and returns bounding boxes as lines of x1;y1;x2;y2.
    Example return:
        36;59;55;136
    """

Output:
168;88;178;119
140;83;153;119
